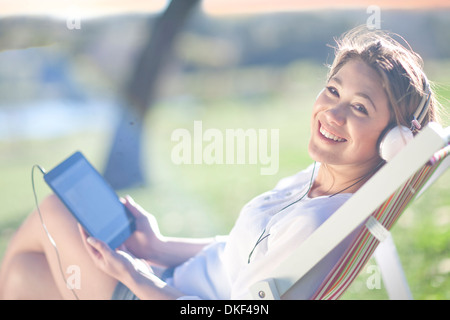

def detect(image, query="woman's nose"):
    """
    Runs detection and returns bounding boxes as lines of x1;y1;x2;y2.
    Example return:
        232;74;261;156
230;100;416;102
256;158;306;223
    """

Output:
324;103;346;126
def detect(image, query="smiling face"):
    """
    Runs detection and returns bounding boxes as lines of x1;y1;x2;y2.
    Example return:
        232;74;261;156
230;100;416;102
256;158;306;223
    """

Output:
308;59;391;171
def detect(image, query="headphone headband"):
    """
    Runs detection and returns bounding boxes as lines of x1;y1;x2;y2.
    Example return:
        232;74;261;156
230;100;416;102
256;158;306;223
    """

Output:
411;75;431;131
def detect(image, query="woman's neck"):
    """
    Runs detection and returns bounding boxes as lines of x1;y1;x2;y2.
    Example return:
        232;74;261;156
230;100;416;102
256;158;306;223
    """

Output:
309;161;383;198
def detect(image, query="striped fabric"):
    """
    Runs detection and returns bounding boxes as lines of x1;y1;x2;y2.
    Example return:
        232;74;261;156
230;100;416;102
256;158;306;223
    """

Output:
428;144;450;166
311;146;449;300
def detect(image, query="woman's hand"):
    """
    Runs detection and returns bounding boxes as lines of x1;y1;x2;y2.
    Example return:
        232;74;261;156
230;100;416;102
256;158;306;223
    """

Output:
79;225;150;284
79;225;184;300
123;195;215;268
121;196;163;262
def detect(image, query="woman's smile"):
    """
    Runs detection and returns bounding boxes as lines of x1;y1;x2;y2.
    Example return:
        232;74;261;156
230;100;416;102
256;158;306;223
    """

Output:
318;121;347;143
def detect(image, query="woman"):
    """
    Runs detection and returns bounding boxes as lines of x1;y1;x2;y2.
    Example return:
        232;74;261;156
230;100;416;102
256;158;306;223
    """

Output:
0;27;441;300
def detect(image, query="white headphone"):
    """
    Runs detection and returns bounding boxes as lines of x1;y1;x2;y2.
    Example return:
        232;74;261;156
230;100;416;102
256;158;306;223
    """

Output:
378;79;431;162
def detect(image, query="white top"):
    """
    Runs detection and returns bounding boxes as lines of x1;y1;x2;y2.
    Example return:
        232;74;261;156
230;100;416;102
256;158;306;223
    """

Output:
167;163;357;299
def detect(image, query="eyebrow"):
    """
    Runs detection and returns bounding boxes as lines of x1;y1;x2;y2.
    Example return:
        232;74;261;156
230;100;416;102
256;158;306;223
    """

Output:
330;76;377;112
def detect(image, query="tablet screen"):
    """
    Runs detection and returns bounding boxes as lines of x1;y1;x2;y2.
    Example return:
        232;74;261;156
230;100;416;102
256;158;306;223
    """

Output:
44;152;135;248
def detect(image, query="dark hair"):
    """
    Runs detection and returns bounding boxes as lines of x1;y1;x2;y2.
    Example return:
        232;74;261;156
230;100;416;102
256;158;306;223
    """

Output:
328;26;441;131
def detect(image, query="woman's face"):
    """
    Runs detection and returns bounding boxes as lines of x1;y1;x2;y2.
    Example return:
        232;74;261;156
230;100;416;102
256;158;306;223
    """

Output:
308;59;391;170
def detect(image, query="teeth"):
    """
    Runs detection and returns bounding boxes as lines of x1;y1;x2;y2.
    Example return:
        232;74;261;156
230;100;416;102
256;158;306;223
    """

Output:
320;126;346;142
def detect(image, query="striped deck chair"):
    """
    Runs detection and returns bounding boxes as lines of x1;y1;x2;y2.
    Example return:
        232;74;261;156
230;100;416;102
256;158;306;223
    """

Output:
312;143;450;300
247;123;449;300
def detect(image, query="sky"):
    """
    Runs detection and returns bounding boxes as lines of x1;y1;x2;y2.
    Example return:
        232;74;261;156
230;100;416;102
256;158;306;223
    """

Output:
0;0;449;18
0;0;169;18
203;0;450;15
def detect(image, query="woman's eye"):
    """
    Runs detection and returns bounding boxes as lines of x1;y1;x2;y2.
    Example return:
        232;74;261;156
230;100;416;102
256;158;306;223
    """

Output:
326;86;339;97
352;104;368;115
325;86;369;115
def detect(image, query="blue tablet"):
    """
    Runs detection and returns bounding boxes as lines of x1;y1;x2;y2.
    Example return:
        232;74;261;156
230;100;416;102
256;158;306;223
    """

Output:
44;151;135;249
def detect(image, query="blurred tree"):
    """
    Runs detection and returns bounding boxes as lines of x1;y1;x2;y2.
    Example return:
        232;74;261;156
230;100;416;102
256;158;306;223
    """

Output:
103;0;200;189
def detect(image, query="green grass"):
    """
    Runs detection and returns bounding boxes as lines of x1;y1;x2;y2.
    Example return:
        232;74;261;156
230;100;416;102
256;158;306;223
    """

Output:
0;61;449;300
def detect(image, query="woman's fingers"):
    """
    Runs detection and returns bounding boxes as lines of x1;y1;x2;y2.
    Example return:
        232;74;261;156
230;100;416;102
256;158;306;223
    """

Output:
78;224;91;250
86;237;109;255
86;238;111;265
77;224;111;265
121;195;148;219
78;224;148;285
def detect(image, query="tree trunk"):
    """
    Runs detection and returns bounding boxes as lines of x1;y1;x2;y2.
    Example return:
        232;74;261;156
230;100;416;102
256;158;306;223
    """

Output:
103;0;200;189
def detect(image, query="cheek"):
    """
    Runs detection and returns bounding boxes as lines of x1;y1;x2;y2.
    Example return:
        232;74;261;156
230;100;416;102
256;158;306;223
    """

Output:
310;103;319;130
310;94;328;122
315;88;325;101
350;121;385;154
315;91;330;108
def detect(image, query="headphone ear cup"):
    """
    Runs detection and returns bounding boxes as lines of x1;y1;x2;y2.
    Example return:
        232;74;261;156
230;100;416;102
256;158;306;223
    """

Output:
379;125;414;162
